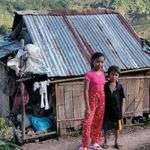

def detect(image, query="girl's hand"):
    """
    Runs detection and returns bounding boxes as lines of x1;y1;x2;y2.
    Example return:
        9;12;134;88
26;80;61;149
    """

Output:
85;106;91;115
84;79;90;115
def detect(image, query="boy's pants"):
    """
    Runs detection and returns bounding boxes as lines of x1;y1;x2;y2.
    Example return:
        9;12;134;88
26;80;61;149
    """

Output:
82;93;105;147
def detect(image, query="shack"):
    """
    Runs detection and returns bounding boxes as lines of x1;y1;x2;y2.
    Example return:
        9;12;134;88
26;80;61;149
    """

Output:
1;9;150;139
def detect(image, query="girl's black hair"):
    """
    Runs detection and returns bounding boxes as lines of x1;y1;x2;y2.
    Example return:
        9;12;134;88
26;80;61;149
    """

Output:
107;65;120;75
91;52;105;68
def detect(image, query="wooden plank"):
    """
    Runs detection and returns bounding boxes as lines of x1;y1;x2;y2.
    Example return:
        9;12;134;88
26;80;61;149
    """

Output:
56;85;64;106
25;131;57;140
124;79;135;116
135;101;143;116
143;78;150;112
122;79;126;113
120;76;150;80
55;84;65;121
64;85;73;118
64;85;73;128
124;93;135;116
122;79;127;116
58;81;84;86
122;77;149;117
73;84;83;130
55;84;65;134
120;79;127;107
134;79;144;116
57;118;83;122
79;85;85;118
58;105;65;120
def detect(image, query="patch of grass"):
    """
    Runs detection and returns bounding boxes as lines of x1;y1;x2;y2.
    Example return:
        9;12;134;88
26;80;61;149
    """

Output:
134;23;150;41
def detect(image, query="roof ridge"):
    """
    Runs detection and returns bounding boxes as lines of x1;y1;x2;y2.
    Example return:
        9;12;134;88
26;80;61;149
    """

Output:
15;8;118;16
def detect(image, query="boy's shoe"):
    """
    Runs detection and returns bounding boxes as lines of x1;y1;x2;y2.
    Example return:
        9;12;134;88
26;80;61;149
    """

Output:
114;143;122;149
101;144;109;149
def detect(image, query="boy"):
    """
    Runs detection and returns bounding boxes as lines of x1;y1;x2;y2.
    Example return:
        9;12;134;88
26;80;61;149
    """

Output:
102;65;125;149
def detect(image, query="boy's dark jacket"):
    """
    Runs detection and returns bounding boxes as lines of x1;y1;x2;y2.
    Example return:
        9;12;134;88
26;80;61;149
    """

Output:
104;81;125;121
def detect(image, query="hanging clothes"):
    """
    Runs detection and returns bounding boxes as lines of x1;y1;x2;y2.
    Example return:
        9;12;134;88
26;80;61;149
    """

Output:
33;80;50;110
12;83;29;112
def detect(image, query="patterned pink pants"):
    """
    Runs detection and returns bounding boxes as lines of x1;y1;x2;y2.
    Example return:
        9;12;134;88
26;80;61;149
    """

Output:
82;93;105;147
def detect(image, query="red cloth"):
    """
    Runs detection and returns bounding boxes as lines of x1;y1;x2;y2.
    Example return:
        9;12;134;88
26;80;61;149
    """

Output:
12;84;29;112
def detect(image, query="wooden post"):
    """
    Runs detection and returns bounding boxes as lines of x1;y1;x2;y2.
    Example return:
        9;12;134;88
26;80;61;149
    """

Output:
55;83;60;136
20;39;26;141
148;80;150;113
21;82;26;141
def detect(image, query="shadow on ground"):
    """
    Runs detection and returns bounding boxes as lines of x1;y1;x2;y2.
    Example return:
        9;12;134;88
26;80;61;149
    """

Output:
135;143;150;150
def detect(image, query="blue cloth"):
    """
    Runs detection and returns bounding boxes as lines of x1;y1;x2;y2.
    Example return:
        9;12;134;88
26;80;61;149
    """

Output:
30;116;53;132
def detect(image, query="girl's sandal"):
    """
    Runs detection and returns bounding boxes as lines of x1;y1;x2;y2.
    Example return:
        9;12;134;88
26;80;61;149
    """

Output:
89;144;103;150
79;147;88;150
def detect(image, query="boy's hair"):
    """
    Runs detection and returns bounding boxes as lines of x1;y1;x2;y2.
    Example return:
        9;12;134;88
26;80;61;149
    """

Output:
107;65;120;75
91;52;105;68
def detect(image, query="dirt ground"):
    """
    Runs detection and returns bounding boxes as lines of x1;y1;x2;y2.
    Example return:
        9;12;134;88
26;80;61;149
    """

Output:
23;125;150;150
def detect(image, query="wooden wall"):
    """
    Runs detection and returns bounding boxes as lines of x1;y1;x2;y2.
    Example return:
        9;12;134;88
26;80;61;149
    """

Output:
55;76;150;135
121;76;150;117
55;81;85;135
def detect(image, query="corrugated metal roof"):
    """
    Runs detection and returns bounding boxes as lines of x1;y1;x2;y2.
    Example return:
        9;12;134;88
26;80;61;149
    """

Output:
0;36;21;58
14;10;150;77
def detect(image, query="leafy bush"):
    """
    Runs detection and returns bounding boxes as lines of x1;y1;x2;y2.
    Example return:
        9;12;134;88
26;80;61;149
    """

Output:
0;139;21;150
0;118;21;149
0;118;13;141
0;25;9;35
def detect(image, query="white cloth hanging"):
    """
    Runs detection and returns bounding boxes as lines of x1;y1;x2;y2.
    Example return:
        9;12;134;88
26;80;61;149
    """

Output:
33;80;50;110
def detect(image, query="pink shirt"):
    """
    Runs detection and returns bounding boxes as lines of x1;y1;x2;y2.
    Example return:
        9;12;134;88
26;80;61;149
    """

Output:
85;70;105;95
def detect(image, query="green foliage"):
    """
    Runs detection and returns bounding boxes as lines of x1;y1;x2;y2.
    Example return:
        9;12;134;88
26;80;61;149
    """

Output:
0;25;8;34
0;0;149;14
0;0;149;15
112;0;150;22
0;0;149;35
0;139;21;150
134;23;150;41
3;0;75;10
0;118;14;141
0;118;21;150
77;0;150;19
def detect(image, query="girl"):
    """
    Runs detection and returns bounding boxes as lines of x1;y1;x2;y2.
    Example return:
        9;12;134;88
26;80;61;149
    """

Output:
102;65;125;149
79;52;106;150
